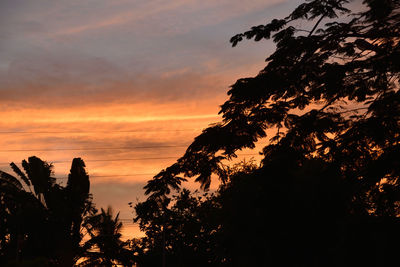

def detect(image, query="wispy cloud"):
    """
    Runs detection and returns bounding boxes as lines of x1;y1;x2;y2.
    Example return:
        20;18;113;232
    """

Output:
0;0;299;239
53;0;287;36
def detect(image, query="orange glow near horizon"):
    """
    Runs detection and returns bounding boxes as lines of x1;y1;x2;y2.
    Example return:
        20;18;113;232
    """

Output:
0;101;267;239
0;0;300;239
0;104;268;239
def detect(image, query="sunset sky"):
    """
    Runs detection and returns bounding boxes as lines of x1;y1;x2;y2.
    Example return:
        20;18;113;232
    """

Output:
0;0;303;239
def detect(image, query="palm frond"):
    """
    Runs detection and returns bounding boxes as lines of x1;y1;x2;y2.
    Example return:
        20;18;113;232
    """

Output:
0;170;23;190
10;162;31;187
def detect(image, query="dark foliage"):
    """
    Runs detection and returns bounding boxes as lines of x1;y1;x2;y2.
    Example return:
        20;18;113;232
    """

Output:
80;207;134;266
133;188;223;267
216;153;400;267
144;0;400;198
136;0;400;266
0;157;95;266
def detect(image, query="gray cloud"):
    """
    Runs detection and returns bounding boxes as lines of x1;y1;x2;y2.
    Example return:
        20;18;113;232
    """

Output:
0;0;299;109
0;0;304;239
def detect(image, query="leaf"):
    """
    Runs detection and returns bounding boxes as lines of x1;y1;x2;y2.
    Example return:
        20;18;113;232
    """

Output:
0;170;23;190
10;162;30;187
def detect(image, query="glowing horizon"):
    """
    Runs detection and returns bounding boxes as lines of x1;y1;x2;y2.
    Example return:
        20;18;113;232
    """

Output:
0;0;302;239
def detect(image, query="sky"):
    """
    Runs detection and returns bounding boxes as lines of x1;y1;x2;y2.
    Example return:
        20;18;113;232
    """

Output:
0;0;304;239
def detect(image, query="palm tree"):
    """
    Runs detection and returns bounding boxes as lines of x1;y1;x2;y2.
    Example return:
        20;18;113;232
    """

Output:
80;206;134;266
0;156;95;266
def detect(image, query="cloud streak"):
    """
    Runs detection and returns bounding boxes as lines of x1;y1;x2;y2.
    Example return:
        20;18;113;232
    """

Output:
0;0;301;239
52;0;287;36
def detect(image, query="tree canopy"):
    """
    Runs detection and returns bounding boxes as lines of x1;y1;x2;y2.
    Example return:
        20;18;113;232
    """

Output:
0;157;95;266
133;188;223;266
1;0;400;266
80;207;134;266
144;0;400;206
135;1;400;265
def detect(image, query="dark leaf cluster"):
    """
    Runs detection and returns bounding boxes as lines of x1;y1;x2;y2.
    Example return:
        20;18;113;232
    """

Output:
0;157;94;266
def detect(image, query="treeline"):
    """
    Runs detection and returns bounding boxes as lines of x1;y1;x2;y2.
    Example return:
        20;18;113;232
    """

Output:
0;157;133;266
2;0;400;266
1;154;400;266
133;0;400;266
132;155;400;267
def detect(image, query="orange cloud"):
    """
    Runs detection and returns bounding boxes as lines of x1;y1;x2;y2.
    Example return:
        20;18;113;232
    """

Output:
0;0;293;240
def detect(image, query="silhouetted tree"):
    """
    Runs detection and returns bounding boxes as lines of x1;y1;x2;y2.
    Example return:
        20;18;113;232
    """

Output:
144;0;400;221
80;206;134;266
0;157;95;266
133;188;224;267
137;0;400;266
